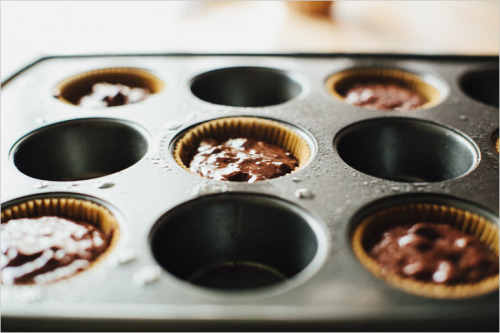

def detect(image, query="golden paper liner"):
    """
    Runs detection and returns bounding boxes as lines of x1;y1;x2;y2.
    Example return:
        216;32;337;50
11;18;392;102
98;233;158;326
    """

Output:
173;117;311;180
495;133;499;154
287;1;334;16
326;68;442;111
54;67;164;106
1;197;120;283
351;203;499;299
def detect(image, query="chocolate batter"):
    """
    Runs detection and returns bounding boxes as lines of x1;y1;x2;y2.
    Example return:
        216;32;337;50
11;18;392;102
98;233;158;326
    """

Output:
344;81;426;111
78;82;150;107
1;217;109;285
367;222;499;284
189;138;299;183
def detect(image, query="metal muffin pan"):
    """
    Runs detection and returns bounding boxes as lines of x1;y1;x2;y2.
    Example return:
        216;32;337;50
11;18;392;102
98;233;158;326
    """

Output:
1;54;498;331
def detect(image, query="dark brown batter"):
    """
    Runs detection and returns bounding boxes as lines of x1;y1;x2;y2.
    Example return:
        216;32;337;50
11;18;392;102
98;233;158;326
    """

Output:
78;82;150;107
189;138;299;183
367;222;499;284
1;216;109;285
344;81;426;110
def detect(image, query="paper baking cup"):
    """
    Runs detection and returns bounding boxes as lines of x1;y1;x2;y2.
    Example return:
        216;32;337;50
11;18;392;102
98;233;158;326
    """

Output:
54;67;164;106
351;203;499;299
326;68;442;110
1;197;120;283
287;1;333;16
173;117;311;179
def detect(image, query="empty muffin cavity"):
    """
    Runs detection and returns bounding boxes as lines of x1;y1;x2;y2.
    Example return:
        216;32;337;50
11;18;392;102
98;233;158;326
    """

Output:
334;118;479;182
460;69;499;108
12;118;149;181
150;193;327;291
190;66;303;107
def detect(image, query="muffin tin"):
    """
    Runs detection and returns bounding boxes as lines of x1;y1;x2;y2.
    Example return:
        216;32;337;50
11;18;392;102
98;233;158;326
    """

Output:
1;54;498;331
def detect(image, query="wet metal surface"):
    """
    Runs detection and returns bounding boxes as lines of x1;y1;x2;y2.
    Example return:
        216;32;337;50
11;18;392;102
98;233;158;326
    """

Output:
1;54;498;331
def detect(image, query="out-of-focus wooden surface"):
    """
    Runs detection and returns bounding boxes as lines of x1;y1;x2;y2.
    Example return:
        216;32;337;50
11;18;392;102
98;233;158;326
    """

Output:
1;1;498;81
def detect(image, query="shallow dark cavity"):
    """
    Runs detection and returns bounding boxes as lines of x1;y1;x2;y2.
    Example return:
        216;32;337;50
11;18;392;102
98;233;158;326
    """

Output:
190;66;302;107
12;119;148;181
150;193;321;290
460;69;499;107
188;261;287;290
334;118;479;182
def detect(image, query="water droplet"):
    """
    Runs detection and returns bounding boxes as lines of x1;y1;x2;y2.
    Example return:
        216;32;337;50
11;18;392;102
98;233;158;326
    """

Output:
96;180;115;189
35;117;47;125
335;207;344;214
459;115;468;121
292;176;301;182
295;188;315;199
363;181;368;186
117;247;137;265
162;121;182;130
391;186;400;192
133;265;161;286
34;181;49;189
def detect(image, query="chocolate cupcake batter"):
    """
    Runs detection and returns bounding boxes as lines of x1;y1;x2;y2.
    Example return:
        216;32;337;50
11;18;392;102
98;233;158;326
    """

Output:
189;138;299;183
1;216;110;285
368;222;499;284
78;82;150;107
344;81;426;110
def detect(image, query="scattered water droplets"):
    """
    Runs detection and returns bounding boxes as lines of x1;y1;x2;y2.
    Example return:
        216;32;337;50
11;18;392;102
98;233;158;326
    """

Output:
295;188;315;199
147;156;172;171
412;182;428;192
192;182;228;196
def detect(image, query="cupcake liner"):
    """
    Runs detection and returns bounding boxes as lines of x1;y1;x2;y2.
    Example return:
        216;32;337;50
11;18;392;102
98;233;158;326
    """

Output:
287;1;333;16
173;117;311;178
326;68;442;111
494;133;499;154
54;67;164;106
1;197;120;282
351;202;499;299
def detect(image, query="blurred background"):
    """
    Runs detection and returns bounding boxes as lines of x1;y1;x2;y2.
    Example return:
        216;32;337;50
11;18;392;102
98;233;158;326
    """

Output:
1;1;499;81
